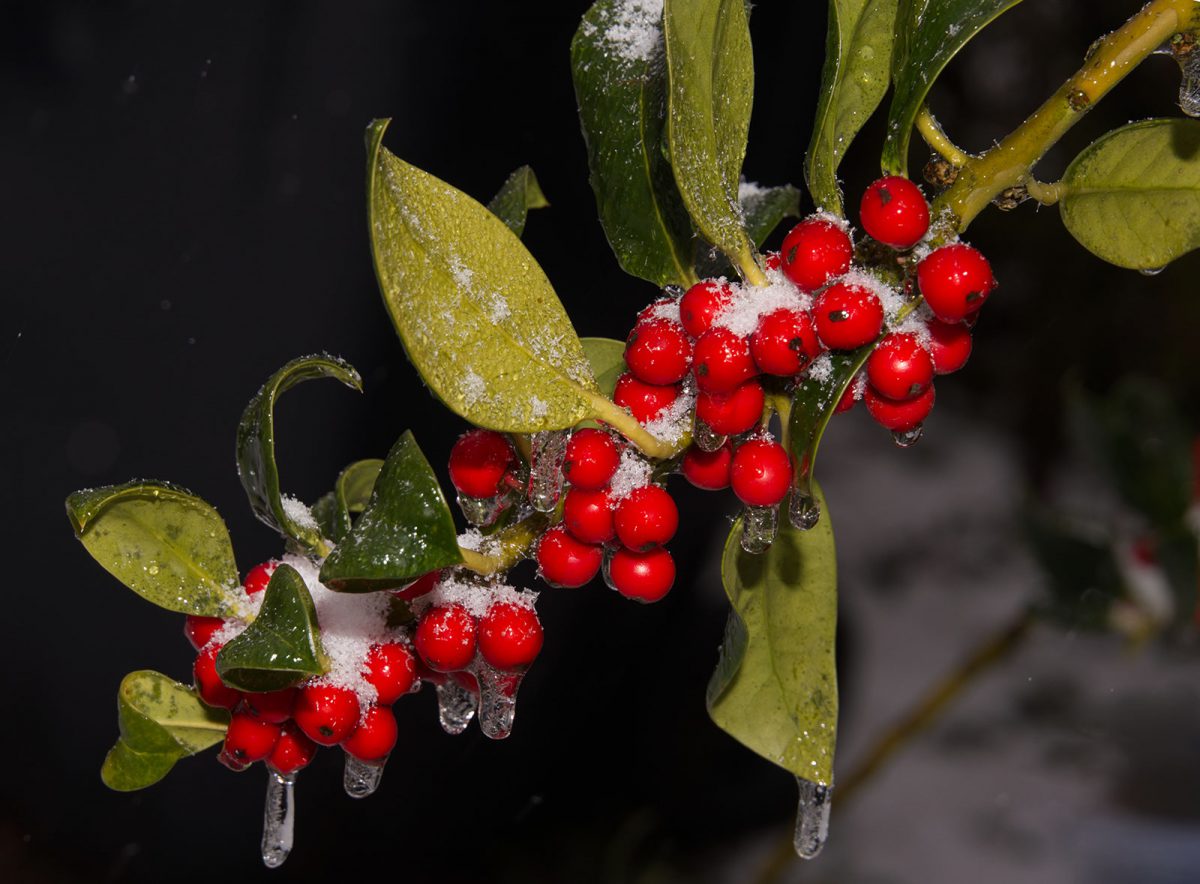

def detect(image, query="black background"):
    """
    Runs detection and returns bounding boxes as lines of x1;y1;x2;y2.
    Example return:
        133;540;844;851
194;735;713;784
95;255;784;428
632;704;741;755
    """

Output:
4;1;1198;882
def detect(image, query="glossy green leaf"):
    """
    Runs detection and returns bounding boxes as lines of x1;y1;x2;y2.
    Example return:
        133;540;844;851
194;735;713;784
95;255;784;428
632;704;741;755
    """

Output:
237;354;363;553
1060;119;1200;270
313;459;385;543
101;670;230;791
707;486;838;785
486;165;549;237
663;0;757;269
367;119;602;432
883;0;1024;175
739;183;801;247
581;336;627;399
320;430;463;593
216;564;327;692
806;0;899;214
571;0;698;288
66;481;240;617
789;348;871;501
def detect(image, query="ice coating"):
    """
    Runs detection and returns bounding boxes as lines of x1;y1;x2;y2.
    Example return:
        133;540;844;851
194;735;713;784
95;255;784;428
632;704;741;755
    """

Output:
607;448;653;501
793;777;832;859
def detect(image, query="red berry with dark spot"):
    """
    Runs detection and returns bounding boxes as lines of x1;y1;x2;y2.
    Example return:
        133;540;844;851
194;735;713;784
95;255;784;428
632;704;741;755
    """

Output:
537;525;602;588
392;570;440;602
194;644;241;710
184;615;224;650
679;280;733;338
614;485;678;551
692;327;757;394
864;384;936;431
244;561;278;596
219;712;282;770
562;428;620;491
925;319;973;375
780;218;854;291
241;687;298;724
342;704;398;762
562;487;616;544
730;439;794;507
478;602;544;671
448;430;515;499
414;604;478;673
681;441;733;490
294;684;362;746
751;308;821;375
917;243;995;322
608;547;676;603
866;333;934;401
365;642;418;705
813;282;885;350
613;373;680;424
625;318;693;385
860;176;930;249
695;379;764;436
267;721;318;775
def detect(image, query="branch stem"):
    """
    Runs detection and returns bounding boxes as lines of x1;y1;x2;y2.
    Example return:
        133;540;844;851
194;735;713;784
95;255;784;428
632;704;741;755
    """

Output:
458;512;551;574
916;107;972;167
587;393;687;460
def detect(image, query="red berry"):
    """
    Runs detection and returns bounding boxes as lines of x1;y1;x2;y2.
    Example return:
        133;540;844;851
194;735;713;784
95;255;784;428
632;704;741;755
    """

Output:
562;487;616;544
625;318;693;385
414;604;478;672
241;687;298;724
184;615;224;650
780;218;853;291
925;319;973;374
478;602;544;671
864;384;936;431
608;547;676;603
562;428;620;491
813;282;884;350
613;373;680;424
341;705;398;762
859;176;930;249
220;712;282;769
294;684;362;746
763;251;783;272
194;644;241;710
267;721;318;775
866;333;934;400
392;570;440;602
834;383;858;413
448;430;514;499
537;525;602;587
730;439;794;507
636;297;674;324
681;441;733;490
614;485;678;551
364;642;418;705
692;327;757;394
679;280;733;338
917;243;995;322
751;308;821;375
695;379;764;436
244;560;278;596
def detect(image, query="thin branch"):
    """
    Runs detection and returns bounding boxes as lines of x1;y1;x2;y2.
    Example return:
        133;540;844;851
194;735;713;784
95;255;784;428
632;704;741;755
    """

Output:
916;107;972;167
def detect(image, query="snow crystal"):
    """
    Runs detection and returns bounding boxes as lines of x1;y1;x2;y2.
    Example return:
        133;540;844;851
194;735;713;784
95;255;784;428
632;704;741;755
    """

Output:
530;396;548;420
839;268;905;323
281;495;318;532
608;448;653;501
412;572;537;619
645;297;683;326
643;376;696;445
850;371;868;401
713;276;810;338
449;256;474;291
486;292;510;324
460;369;486;406
807;353;834;384
738;179;770;202
602;0;663;64
457;529;485;552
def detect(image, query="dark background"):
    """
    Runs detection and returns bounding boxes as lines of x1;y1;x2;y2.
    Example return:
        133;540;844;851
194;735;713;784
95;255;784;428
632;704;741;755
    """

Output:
4;1;1199;882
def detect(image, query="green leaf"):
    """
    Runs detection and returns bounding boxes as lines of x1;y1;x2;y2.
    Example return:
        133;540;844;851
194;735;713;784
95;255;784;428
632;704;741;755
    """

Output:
707;486;839;785
806;0;900;214
788;348;871;501
581;336;627;399
739;182;801;247
320;430;464;593
663;0;757;270
216;564;328;692
486;165;549;237
1024;509;1120;631
571;0;699;288
367;119;602;432
66;481;240;617
882;0;1024;176
1060;118;1200;270
313;459;385;543
237;354;363;553
101;670;230;791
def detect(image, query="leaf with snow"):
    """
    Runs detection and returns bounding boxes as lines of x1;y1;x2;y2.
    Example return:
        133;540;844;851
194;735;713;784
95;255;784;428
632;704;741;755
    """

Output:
789;347;871;503
739;181;801;247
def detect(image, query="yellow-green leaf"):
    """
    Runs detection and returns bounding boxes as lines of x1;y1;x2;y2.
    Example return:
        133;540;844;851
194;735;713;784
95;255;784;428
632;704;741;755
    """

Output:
581;336;627;399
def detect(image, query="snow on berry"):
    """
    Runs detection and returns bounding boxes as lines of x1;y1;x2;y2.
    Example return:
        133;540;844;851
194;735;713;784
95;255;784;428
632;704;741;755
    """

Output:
711;276;811;339
607;448;654;502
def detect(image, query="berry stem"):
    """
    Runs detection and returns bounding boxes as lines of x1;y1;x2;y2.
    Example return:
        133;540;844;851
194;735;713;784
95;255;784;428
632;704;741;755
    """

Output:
1023;177;1062;206
915;107;972;168
585;392;688;460
458;512;552;575
737;247;770;288
933;0;1194;230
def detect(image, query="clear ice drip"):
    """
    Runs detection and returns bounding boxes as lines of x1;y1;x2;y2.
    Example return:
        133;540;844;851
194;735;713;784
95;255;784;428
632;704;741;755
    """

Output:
740;504;779;554
261;769;296;869
475;664;523;740
692;417;727;452
528;430;569;512
788;491;821;531
1180;48;1200;118
891;425;923;448
436;680;478;734
601;545;618;591
793;776;832;860
457;490;509;527
343;753;386;798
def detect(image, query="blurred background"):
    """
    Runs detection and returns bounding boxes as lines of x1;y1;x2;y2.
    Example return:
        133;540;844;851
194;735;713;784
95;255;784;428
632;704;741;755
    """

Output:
4;1;1200;882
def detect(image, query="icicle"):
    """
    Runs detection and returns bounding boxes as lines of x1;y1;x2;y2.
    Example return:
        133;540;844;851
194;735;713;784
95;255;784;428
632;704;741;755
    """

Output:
436;680;477;734
1180;48;1200;117
528;430;569;512
793;776;832;860
740;504;779;554
1139;266;1166;277
692;417;727;452
601;545;619;591
261;769;297;869
457;490;509;527
788;491;821;531
891;425;923;448
475;664;523;740
343;754;386;799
